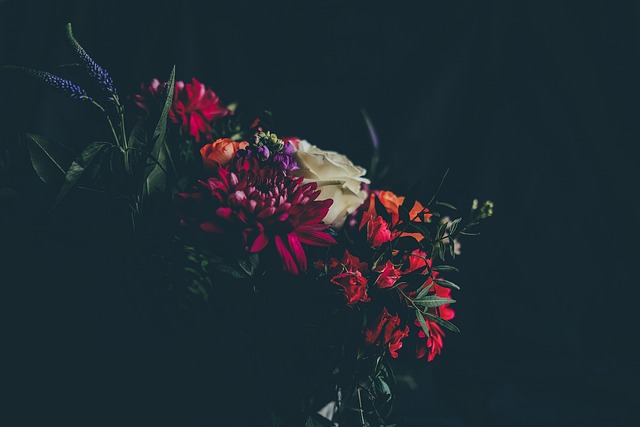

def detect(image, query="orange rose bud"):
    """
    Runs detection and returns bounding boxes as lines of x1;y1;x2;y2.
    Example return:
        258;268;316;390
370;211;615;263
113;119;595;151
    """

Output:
200;138;249;170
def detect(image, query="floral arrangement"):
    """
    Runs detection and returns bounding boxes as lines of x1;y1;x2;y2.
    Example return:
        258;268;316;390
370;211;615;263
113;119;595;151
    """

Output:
1;24;493;427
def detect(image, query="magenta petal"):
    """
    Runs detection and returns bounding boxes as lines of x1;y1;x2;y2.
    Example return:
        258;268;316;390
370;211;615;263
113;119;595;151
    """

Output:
257;206;276;219
287;233;307;272
296;226;337;246
275;235;298;275
250;232;269;253
200;222;222;233
216;207;233;220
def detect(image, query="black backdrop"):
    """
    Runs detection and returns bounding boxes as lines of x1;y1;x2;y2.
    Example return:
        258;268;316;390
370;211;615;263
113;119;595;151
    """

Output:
1;1;639;426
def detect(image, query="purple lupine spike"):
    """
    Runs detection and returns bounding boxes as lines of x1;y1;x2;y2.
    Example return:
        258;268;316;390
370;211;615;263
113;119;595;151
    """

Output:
65;23;117;100
1;66;90;101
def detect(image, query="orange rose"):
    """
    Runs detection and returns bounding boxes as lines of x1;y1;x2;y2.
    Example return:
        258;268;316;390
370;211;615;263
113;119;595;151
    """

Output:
200;138;249;170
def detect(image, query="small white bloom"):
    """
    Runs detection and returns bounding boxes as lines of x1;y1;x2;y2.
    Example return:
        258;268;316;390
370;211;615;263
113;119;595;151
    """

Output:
293;140;370;229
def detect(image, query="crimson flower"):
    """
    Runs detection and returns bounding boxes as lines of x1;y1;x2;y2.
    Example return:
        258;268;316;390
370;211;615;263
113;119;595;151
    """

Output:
177;162;336;275
416;319;445;362
135;77;230;143
331;271;370;305
365;307;409;358
341;249;369;274
375;260;402;289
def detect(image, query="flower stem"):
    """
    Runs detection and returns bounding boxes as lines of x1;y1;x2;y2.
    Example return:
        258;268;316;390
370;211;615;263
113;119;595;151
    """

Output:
90;100;120;147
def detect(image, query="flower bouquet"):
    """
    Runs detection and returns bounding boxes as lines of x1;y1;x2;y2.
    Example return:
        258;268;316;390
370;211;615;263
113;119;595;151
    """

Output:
0;24;493;427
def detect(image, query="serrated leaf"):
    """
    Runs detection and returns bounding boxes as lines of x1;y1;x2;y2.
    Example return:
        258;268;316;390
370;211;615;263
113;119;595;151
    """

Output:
434;278;461;290
54;141;111;207
415;309;430;338
25;134;76;186
414;295;456;308
425;312;460;333
415;283;434;300
437;242;445;261
432;265;459;273
449;217;462;235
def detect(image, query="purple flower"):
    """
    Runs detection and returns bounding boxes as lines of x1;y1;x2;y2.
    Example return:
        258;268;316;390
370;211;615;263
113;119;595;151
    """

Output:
1;66;90;101
65;23;117;101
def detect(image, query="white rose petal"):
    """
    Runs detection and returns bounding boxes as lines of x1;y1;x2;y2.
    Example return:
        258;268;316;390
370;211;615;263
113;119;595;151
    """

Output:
293;140;370;229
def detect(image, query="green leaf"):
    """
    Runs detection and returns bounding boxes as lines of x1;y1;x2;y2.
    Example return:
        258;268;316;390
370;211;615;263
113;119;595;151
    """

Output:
432;265;459;273
24;134;76;186
143;66;175;200
128;121;148;150
415;283;433;300
448;217;462;235
305;413;338;427
54;141;111;207
414;295;456;308
415;309;430;338
435;201;457;210
425;312;460;333
437;241;446;261
372;376;393;405
238;253;260;277
209;253;259;279
434;278;461;290
459;230;481;236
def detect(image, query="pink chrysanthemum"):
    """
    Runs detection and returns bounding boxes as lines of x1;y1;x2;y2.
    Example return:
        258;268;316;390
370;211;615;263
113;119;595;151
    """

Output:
177;162;336;275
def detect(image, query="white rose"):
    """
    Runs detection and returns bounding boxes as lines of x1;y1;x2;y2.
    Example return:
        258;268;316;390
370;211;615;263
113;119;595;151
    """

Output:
293;140;370;229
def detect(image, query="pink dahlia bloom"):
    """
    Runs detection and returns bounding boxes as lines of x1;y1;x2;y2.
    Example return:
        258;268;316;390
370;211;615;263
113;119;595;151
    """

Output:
135;77;230;143
177;161;336;275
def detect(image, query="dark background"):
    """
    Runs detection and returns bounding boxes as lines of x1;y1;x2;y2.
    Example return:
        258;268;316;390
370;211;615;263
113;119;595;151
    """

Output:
1;1;639;426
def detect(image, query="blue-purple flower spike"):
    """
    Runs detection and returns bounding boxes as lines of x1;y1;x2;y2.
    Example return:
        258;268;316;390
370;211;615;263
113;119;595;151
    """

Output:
65;23;118;102
1;66;90;101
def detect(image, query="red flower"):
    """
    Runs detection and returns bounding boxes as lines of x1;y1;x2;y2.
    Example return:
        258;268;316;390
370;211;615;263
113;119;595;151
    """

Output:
331;271;370;305
177;163;336;275
365;216;392;248
341;249;369;274
375;260;402;289
416;319;445;362
412;261;455;361
404;249;428;273
364;307;409;358
135;77;230;143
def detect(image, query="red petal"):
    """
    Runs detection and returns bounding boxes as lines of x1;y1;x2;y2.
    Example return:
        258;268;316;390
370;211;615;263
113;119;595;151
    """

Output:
249;232;269;253
296;226;336;246
288;233;307;272
275;235;298;275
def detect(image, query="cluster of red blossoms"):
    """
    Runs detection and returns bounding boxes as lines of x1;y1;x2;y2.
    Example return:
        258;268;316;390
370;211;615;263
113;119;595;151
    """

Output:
317;196;455;362
134;76;459;362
